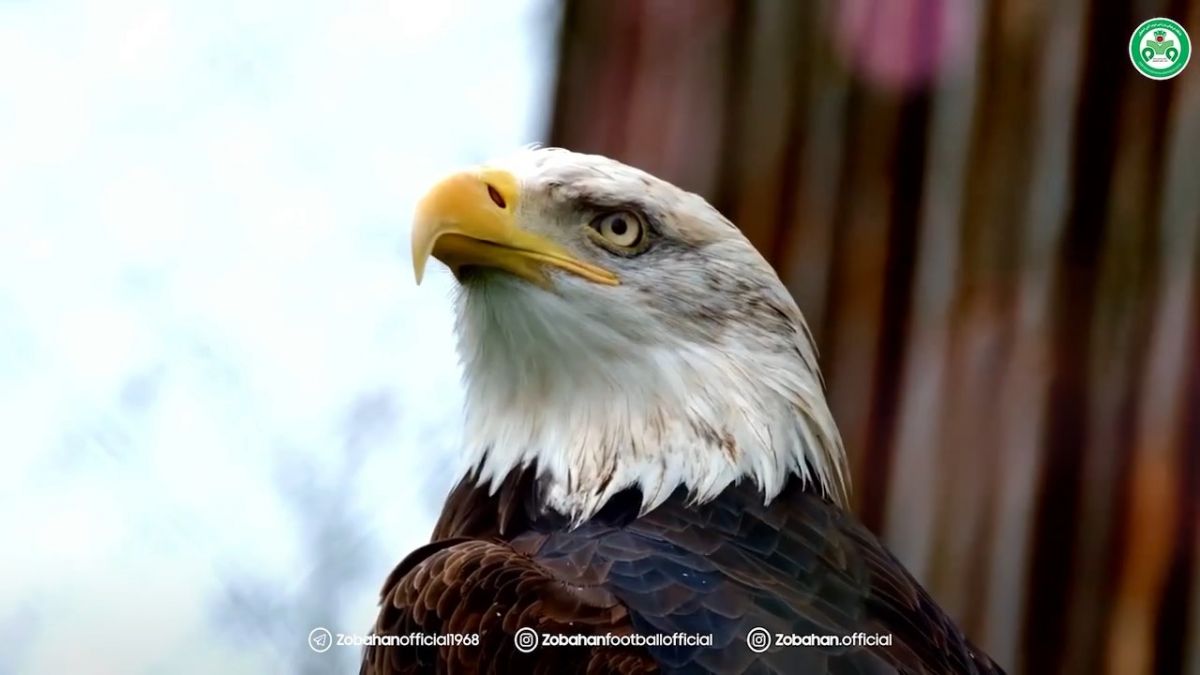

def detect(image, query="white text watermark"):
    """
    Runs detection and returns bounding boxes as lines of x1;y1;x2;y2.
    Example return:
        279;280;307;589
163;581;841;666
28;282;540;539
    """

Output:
745;627;893;653
308;627;479;653
513;628;713;653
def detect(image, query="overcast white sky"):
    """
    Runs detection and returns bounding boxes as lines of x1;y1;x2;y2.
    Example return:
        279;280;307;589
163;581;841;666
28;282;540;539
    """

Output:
0;1;556;672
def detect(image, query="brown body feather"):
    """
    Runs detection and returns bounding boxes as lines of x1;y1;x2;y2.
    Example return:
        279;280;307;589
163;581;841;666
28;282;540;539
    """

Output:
362;468;1005;675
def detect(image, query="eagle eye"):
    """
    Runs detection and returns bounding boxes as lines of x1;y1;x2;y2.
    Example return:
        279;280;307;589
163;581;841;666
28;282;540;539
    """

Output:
590;211;645;251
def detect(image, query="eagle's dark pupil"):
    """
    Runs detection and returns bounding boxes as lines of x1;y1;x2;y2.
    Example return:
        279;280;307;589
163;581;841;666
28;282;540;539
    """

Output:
610;218;627;236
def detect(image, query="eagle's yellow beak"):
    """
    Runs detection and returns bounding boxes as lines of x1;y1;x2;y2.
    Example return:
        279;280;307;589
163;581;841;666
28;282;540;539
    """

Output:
411;169;619;287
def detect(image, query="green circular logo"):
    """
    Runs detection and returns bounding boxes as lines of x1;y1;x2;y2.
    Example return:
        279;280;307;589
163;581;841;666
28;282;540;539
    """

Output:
1130;18;1190;80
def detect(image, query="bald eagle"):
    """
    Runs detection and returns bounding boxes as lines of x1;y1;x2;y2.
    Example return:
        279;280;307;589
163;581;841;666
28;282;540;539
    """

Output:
363;149;1003;674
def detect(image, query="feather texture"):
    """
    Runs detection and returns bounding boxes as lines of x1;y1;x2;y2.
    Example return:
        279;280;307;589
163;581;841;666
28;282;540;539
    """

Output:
362;470;1004;674
449;148;848;524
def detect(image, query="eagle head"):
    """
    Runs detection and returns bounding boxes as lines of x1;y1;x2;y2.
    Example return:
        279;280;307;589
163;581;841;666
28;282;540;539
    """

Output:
412;148;847;523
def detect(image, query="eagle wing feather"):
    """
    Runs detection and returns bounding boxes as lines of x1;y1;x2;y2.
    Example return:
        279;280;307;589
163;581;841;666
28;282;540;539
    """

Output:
363;475;1004;675
363;536;657;675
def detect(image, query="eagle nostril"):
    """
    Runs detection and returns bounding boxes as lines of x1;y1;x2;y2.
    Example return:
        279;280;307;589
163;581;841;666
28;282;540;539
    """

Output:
486;184;506;209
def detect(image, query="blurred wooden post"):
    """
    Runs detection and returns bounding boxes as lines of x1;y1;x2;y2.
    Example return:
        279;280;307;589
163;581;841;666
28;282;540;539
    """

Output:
548;1;1200;673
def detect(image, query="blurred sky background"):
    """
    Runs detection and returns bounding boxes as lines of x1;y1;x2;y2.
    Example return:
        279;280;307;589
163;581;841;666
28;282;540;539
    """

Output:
0;1;557;672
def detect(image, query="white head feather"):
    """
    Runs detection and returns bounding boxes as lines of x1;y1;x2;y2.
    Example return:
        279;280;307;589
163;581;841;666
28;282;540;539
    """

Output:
445;148;848;523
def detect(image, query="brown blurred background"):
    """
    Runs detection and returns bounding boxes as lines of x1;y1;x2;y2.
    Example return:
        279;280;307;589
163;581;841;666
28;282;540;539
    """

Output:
546;1;1200;673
